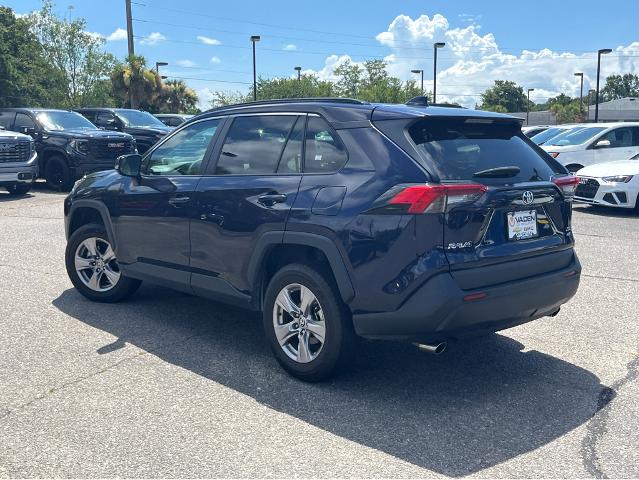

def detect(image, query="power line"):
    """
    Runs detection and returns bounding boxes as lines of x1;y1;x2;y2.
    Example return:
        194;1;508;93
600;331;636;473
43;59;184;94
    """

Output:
130;2;639;55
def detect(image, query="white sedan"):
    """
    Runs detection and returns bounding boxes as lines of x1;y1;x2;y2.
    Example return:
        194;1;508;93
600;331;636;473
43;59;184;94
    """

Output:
575;159;639;209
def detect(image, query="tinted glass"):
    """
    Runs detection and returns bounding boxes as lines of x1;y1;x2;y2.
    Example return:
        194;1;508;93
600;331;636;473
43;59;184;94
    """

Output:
15;113;36;130
147;119;221;176
216;115;297;175
36;111;95;131
116;110;166;128
95;112;116;126
0;111;16;129
277;116;304;174
530;127;567;145
304;116;348;173
599;127;634;148
546;127;606;147
408;118;562;183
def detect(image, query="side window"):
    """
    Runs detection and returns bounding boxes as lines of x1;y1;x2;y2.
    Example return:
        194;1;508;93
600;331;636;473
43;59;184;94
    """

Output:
146;119;221;176
215;115;297;175
631;127;639;147
79;111;95;123
14;113;36;132
304;116;348;173
95;112;116;128
601;127;633;148
0;111;16;130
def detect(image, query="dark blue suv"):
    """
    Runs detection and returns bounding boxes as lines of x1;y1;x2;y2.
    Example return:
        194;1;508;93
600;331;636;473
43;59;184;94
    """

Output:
64;98;581;381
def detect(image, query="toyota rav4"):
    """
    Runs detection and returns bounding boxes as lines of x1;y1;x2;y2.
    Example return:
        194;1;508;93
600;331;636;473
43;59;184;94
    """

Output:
64;98;581;381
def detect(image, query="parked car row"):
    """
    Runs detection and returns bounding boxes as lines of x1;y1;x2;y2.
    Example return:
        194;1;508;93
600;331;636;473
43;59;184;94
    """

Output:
0;107;175;193
526;122;639;210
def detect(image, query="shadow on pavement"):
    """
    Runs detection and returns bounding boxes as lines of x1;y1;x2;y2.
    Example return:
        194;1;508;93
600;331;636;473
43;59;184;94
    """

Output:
573;204;639;218
53;285;604;477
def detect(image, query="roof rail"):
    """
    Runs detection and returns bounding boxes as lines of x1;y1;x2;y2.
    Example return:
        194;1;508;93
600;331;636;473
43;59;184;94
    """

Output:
204;97;369;113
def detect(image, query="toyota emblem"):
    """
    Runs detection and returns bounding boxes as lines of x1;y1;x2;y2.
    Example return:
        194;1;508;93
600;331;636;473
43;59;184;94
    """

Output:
522;191;534;205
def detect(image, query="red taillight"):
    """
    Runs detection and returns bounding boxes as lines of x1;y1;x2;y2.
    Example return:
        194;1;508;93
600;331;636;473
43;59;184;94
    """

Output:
549;152;560;158
389;183;487;214
553;175;579;197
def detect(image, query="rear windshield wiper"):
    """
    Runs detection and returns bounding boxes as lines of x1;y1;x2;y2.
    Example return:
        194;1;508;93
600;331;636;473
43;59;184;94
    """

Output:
472;166;521;178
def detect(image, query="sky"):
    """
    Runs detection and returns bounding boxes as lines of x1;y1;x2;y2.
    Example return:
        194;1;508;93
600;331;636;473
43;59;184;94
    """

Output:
6;0;639;109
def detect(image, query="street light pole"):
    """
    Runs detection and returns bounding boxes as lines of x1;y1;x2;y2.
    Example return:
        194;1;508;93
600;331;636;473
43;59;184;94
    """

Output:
433;42;445;103
250;35;261;101
410;69;424;96
155;61;168;74
527;88;534;125
595;48;612;122
574;72;584;117
294;66;301;82
587;89;596;122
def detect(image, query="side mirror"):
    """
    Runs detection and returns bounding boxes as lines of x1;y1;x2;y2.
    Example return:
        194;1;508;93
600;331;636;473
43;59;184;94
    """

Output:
595;139;611;148
116;154;142;177
22;127;37;136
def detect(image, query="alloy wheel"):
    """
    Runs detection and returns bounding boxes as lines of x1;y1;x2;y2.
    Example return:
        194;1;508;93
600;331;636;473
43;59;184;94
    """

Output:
74;237;121;292
272;283;326;363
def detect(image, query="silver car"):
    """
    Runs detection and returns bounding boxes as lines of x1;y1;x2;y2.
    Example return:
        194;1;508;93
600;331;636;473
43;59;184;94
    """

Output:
0;129;38;195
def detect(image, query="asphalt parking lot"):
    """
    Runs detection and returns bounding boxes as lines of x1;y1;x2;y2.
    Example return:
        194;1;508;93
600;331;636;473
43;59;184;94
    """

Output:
1;185;638;478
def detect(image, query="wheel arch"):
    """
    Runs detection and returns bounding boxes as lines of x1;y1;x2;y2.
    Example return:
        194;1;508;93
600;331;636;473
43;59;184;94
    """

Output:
67;200;117;249
248;231;355;309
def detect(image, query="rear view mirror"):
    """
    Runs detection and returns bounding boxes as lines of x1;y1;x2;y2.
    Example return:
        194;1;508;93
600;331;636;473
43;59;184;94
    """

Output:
595;139;611;148
116;154;142;177
22;127;36;136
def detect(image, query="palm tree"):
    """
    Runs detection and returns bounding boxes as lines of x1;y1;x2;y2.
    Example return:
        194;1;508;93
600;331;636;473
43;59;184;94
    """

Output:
156;79;199;113
111;55;162;109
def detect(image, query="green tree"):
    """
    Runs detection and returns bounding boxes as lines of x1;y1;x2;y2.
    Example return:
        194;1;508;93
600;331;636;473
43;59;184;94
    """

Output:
0;7;66;107
111;55;163;109
479;80;528;112
153;79;199;113
27;0;117;107
251;74;335;101
334;60;363;98
210;90;249;107
600;74;639;102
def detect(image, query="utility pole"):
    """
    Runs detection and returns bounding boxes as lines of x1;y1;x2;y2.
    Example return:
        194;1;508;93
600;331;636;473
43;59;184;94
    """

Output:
250;36;261;101
125;0;135;108
527;88;534;125
574;72;584;117
595;48;612;122
125;0;134;57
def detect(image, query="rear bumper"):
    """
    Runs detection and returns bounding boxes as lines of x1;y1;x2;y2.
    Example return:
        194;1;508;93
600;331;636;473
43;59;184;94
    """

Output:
352;252;581;341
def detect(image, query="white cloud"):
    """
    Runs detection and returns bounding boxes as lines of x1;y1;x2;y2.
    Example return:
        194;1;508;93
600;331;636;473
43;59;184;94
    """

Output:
106;28;127;42
85;30;104;40
210;56;221;64
176;59;196;67
283;44;297;51
140;32;166;46
197;35;221;45
304;13;639;108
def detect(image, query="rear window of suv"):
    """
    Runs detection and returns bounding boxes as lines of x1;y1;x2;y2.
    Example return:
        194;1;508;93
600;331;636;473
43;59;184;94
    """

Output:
408;118;563;183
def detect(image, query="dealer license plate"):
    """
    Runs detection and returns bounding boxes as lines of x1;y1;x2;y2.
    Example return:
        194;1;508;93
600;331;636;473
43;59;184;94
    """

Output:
507;210;538;240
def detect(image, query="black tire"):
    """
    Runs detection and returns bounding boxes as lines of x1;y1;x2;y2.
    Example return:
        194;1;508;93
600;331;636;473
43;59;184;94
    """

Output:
263;263;356;382
45;155;73;191
65;223;141;303
6;183;32;195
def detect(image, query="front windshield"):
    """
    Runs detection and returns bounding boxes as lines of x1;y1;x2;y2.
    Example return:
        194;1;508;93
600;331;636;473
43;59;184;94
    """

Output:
530;127;568;145
36;111;96;131
546;127;607;147
116;110;166;128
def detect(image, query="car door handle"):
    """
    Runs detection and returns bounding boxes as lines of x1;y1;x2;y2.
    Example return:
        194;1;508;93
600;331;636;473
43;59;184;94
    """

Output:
168;196;190;207
257;193;287;206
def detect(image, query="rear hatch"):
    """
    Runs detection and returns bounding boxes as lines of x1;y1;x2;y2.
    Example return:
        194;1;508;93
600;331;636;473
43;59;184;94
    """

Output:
377;114;578;290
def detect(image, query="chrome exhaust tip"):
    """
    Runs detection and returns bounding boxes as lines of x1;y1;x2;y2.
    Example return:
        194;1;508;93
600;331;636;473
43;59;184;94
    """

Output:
414;342;447;355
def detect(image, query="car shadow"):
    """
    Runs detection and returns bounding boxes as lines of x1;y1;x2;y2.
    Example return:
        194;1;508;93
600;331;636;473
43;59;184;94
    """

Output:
53;286;605;477
0;192;35;202
573;204;639;218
